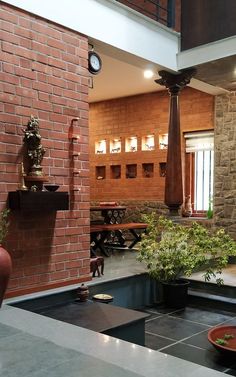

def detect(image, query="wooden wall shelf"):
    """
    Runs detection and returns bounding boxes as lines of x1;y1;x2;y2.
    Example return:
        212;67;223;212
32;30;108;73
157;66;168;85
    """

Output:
8;191;69;211
24;176;49;182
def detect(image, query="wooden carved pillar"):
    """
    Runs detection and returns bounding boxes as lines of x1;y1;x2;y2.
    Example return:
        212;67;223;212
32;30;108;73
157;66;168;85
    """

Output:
156;69;196;216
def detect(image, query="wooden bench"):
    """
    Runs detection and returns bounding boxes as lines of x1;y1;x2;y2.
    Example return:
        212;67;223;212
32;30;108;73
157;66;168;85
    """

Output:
90;222;147;256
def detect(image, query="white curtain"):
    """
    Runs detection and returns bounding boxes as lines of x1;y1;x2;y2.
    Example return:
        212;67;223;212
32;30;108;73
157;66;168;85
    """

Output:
184;131;214;211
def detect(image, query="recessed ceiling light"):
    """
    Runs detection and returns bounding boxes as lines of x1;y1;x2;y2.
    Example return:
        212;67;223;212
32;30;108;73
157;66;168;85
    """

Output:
144;69;154;79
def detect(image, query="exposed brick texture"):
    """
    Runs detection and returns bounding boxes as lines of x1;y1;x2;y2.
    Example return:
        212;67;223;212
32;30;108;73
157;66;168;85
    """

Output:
90;88;214;203
0;3;90;296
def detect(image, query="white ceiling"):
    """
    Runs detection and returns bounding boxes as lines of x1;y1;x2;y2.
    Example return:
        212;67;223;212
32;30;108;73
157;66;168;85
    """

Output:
88;51;162;103
88;48;227;103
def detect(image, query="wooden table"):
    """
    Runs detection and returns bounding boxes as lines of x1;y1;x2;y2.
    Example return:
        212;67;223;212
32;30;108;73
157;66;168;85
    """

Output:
90;205;126;224
90;205;127;256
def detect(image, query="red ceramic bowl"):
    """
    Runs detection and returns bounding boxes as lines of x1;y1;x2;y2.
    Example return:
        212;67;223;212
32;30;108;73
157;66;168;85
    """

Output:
208;326;236;353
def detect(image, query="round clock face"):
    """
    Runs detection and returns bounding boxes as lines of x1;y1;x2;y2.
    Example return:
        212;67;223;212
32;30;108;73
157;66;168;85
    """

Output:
88;51;102;74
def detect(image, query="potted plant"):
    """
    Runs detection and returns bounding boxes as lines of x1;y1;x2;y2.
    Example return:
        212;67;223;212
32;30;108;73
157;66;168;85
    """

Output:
137;213;236;308
0;209;12;307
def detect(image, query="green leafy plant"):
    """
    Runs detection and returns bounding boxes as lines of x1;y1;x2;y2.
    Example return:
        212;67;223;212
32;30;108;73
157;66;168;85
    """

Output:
137;213;236;285
207;197;213;219
215;334;234;346
0;209;10;245
224;334;234;340
215;338;227;346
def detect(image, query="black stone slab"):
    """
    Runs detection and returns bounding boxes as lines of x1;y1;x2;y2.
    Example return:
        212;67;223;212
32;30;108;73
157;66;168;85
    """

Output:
225;368;236;376
169;306;236;326
37;300;149;345
161;342;236;372
145;315;209;341
182;329;213;350
145;333;175;350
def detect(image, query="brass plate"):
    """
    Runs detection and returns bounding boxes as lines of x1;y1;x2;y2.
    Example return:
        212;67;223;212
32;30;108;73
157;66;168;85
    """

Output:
93;294;113;300
92;294;113;303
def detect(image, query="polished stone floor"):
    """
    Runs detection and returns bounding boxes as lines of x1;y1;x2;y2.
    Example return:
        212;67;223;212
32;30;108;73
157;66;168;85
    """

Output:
91;248;146;283
190;264;236;287
92;249;236;288
142;297;236;376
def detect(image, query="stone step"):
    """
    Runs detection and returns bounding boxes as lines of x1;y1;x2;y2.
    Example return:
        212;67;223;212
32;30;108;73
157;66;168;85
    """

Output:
188;279;236;305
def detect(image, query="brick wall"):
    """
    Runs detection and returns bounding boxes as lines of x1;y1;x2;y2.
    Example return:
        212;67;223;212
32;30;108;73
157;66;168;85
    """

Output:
214;93;236;239
90;88;214;203
0;2;90;297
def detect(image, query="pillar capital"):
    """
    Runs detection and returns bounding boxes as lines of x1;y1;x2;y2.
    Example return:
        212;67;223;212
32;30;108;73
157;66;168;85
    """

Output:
156;68;196;95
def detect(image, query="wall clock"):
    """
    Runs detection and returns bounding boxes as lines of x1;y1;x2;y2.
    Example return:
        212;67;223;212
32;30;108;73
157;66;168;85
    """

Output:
88;51;102;75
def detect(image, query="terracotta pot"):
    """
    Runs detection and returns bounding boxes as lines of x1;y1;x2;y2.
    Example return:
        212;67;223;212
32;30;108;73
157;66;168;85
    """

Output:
208;325;236;353
0;245;12;307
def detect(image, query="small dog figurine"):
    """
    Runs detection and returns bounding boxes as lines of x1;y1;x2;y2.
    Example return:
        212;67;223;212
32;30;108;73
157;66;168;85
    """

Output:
90;257;104;277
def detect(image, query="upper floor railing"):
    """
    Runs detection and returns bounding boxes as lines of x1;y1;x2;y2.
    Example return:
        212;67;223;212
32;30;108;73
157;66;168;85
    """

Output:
115;0;176;29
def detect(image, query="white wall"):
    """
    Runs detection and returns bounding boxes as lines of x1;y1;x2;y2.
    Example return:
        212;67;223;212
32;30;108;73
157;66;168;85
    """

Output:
3;0;179;71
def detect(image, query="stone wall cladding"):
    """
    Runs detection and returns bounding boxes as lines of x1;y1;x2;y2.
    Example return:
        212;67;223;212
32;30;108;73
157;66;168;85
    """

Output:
0;3;90;296
214;92;236;239
91;200;169;223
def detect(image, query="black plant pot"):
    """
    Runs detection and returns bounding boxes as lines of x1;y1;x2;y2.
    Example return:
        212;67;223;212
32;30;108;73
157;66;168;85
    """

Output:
162;279;190;308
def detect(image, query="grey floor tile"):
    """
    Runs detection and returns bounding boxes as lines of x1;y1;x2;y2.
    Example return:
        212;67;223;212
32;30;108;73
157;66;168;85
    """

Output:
182;329;213;350
145;315;209;341
144;312;163;321
161;342;236;372
0;323;20;339
28;352;143;377
146;305;181;314
223;318;236;326
0;331;81;377
145;332;175;350
169;306;235;326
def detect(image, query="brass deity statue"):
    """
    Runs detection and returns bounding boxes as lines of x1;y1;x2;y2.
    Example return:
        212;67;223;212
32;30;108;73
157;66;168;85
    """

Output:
23;116;46;176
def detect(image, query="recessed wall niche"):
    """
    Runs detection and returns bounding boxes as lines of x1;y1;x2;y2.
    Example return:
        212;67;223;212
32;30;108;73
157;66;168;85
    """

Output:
125;136;137;152
110;138;121;153
111;165;121;179
159;134;168;149
95;140;106;154
96;166;106;180
159;162;167;177
126;164;137;179
142;163;154;178
142;135;155;151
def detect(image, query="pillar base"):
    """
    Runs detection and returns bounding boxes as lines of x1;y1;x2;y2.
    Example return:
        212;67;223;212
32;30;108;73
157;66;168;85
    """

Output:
167;205;181;217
